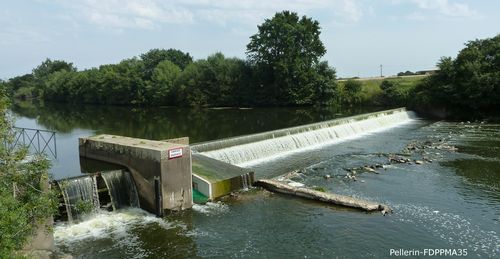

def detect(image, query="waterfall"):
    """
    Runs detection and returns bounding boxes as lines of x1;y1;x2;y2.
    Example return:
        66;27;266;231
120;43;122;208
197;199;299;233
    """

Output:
194;108;417;166
101;170;140;210
60;176;99;222
240;173;253;190
57;170;140;222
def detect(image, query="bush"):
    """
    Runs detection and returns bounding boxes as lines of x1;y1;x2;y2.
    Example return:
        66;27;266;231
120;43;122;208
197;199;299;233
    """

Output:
0;89;58;257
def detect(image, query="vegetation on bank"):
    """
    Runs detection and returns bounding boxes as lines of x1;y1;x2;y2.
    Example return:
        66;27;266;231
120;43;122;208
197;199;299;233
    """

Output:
411;34;499;119
338;34;499;120
0;89;58;257
0;8;498;119
337;76;425;106
1;11;341;107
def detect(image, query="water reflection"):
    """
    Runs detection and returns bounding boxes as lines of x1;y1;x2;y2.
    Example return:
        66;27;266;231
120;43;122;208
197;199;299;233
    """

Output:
11;100;383;143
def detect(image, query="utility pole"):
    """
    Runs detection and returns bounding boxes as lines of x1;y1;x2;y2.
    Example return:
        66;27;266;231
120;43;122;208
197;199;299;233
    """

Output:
380;64;383;77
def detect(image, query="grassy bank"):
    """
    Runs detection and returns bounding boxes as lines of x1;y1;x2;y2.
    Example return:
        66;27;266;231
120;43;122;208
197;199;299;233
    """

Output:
337;75;426;105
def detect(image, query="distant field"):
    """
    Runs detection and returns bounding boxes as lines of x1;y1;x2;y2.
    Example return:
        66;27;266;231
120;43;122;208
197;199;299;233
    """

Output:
337;75;427;104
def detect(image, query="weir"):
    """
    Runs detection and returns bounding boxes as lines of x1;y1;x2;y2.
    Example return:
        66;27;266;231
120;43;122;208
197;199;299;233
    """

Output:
72;108;415;215
192;108;416;168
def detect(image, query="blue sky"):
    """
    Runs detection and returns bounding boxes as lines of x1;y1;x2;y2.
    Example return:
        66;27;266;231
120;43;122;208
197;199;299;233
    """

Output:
1;0;499;79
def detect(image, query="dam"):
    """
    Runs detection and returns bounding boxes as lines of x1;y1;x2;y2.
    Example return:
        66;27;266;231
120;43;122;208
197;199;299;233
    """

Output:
192;108;416;170
12;104;499;258
64;108;415;215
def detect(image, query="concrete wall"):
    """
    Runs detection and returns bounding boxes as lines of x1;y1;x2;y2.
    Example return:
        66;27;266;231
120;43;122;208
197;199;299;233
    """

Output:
161;146;192;210
79;135;192;214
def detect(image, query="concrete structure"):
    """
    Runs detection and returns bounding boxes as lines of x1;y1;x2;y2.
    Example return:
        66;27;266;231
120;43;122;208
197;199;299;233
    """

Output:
79;135;192;214
191;153;254;200
160;137;254;201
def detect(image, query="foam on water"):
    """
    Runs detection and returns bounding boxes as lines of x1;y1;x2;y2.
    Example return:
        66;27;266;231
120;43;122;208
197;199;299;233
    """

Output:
55;207;177;257
192;202;230;215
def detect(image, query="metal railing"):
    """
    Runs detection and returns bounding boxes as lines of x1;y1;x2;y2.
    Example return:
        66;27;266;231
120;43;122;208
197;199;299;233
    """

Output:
5;127;57;159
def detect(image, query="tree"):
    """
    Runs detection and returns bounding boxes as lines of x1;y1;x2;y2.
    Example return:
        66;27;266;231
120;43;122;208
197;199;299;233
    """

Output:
176;53;248;107
32;59;76;80
0;88;58;257
412;34;500;118
140;48;193;79
148;60;182;105
311;61;337;105
379;80;408;106
341;79;362;106
246;11;327;105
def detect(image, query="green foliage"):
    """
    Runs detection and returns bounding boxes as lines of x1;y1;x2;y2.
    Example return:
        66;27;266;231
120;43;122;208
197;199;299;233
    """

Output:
311;61;338;106
177;53;250;107
74;200;93;215
411;34;500;118
397;71;416;76
0;89;58;257
246;11;334;105
33;59;76;80
339;79;362;106
147;60;182;105
379;80;410;106
140;48;193;79
6;11;339;108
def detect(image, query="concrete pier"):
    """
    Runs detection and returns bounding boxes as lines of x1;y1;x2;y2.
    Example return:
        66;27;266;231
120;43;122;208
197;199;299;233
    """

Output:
79;134;192;214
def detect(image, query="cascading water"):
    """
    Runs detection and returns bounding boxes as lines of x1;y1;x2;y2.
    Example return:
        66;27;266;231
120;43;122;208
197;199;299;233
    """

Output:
101;170;140;210
240;172;252;190
194;108;417;166
59;176;99;222
57;170;140;222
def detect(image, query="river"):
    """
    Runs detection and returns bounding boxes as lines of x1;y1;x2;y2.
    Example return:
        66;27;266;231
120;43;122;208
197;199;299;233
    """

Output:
11;102;500;258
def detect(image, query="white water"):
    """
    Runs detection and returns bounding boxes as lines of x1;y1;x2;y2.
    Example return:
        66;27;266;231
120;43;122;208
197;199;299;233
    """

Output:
60;176;97;222
54;208;179;258
200;110;416;167
58;170;140;222
101;170;140;210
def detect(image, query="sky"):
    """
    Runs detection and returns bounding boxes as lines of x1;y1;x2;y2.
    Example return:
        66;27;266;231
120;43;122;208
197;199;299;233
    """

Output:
1;0;499;79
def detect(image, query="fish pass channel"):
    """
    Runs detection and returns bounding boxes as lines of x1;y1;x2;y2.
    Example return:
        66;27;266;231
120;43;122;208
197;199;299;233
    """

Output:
10;104;499;258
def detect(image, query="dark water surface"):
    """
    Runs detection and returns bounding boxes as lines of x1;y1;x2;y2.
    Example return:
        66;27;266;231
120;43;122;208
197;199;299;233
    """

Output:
11;102;499;258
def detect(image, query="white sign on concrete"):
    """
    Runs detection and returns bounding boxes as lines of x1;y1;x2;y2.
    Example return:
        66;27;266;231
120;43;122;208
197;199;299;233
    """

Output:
168;148;183;159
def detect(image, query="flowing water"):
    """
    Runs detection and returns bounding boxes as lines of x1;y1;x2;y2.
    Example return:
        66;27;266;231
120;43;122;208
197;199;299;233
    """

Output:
11;102;500;258
59;176;98;222
194;108;415;168
101;170;141;210
57;170;141;222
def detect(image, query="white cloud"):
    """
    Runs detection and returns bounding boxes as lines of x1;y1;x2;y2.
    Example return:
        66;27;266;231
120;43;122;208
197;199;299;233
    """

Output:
410;0;476;17
50;0;366;30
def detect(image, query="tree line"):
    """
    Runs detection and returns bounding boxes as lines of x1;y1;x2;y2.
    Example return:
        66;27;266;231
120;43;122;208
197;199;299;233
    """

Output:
2;11;346;107
1;11;498;118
